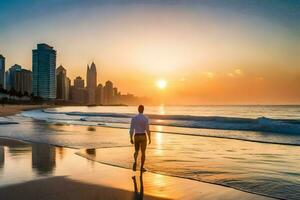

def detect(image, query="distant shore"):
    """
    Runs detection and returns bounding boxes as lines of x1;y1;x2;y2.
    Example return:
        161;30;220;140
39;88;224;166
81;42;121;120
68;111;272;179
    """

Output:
0;104;52;117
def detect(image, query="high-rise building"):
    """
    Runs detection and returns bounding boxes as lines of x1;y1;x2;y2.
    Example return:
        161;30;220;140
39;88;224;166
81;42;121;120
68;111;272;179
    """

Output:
6;64;32;94
96;84;103;105
103;80;113;105
56;65;69;100
72;76;86;104
0;55;5;89
74;76;84;89
5;64;22;91
5;71;9;90
113;87;120;104
13;69;32;95
86;62;97;105
32;43;56;99
66;77;71;101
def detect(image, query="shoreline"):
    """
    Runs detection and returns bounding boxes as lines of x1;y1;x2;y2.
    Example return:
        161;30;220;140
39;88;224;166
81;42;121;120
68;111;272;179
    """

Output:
0;107;293;199
0;104;53;117
0;136;276;200
77;150;280;200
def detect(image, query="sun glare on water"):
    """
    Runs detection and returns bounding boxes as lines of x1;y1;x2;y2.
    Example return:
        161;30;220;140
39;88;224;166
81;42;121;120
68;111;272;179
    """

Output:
156;79;167;89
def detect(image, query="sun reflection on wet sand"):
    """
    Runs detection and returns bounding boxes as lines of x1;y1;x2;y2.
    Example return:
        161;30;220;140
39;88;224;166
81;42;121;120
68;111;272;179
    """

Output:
0;114;299;199
0;137;279;200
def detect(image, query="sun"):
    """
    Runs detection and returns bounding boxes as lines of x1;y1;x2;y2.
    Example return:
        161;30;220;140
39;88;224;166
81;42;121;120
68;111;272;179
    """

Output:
156;79;167;89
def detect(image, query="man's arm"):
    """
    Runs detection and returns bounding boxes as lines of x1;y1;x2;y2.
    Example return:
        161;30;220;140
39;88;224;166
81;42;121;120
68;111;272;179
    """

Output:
129;118;134;144
146;119;151;144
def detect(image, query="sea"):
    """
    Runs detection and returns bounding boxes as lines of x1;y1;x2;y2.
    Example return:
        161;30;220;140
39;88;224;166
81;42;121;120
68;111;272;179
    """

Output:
0;105;300;200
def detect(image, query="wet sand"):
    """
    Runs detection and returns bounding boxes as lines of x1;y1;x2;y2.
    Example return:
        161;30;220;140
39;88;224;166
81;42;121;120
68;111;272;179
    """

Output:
0;138;275;200
0;104;47;117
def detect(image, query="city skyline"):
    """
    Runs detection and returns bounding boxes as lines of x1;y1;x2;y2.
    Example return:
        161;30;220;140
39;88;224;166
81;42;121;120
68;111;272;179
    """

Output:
0;2;300;200
0;0;299;104
1;44;143;105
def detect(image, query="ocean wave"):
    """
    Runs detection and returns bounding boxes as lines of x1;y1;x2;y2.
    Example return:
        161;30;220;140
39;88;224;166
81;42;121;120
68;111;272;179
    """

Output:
43;110;300;135
19;109;300;146
95;123;300;146
0;117;19;125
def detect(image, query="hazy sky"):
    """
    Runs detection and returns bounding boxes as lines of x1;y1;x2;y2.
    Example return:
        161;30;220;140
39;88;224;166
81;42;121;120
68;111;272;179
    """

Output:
0;0;299;104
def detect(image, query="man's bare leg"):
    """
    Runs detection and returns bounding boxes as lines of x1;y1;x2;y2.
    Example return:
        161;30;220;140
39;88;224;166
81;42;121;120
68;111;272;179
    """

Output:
141;139;147;172
133;140;139;171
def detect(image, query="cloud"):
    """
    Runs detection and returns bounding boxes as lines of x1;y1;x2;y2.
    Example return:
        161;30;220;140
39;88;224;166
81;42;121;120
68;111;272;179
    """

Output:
228;69;243;77
202;72;215;79
234;69;243;75
227;72;234;77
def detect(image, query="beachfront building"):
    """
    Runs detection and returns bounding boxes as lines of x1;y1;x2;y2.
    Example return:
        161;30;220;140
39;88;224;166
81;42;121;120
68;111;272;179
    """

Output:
96;84;103;105
74;76;84;89
103;80;113;105
113;87;121;104
32;43;56;99
13;69;32;95
86;62;97;105
67;77;71;100
5;64;22;91
56;65;69;100
0;55;5;89
6;64;32;94
72;76;86;104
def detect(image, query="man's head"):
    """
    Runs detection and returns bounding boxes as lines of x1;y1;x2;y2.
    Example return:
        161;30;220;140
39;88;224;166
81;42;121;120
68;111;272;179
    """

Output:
138;105;144;113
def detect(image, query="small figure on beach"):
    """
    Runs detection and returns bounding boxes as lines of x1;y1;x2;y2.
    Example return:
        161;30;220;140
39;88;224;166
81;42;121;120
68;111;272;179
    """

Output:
130;105;151;172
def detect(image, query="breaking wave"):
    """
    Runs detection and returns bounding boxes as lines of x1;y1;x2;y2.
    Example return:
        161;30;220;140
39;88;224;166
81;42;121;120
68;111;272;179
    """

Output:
42;110;300;135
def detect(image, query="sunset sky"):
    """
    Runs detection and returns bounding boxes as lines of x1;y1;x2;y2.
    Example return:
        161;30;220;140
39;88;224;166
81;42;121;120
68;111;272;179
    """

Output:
0;0;299;105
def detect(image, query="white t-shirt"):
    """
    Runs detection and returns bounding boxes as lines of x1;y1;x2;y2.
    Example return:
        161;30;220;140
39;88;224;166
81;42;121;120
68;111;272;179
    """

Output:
129;113;150;134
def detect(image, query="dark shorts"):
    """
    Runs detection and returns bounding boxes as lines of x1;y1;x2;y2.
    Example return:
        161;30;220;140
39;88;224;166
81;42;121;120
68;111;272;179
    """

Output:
134;134;147;153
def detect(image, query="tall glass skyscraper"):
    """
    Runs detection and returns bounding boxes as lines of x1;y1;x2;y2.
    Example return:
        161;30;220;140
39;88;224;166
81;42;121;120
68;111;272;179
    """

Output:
32;44;56;99
86;62;97;104
0;55;5;89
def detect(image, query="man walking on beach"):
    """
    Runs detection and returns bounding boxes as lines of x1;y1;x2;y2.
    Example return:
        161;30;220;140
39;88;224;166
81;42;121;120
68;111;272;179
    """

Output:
130;105;151;172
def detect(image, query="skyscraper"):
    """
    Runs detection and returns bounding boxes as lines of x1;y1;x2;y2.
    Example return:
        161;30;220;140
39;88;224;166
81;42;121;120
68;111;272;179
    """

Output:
66;77;71;101
32;43;56;99
74;76;84;89
113;87;120;104
72;76;86;104
96;84;103;105
13;69;32;95
56;65;68;100
5;64;32;95
5;64;22;91
103;80;113;105
0;55;5;89
86;62;97;104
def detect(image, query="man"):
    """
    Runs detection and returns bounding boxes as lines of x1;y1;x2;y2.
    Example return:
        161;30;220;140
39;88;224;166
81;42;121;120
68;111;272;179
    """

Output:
130;105;151;172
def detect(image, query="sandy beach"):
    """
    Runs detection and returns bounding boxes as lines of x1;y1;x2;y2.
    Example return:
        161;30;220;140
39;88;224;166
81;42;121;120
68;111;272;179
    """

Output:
0;104;48;117
1;106;299;199
0;137;275;200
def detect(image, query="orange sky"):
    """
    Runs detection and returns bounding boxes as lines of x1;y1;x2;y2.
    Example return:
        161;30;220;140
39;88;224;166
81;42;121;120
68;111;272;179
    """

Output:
1;3;299;105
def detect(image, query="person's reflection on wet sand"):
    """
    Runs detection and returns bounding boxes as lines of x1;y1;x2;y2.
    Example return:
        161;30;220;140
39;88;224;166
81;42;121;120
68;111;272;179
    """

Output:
132;173;144;200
